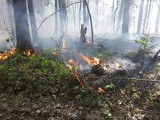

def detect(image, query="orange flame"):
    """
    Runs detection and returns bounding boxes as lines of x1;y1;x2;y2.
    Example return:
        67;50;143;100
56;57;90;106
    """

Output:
0;48;16;60
67;64;73;71
67;61;82;85
97;87;106;94
23;49;34;56
68;59;79;66
62;41;67;53
79;54;100;66
9;48;16;55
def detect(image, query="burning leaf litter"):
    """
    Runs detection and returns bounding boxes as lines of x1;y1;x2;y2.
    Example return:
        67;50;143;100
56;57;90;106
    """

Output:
0;48;16;60
0;48;35;60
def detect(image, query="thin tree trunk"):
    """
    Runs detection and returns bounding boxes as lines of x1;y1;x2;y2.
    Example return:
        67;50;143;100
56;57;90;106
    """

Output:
28;0;38;43
83;0;87;25
145;0;152;33
122;0;131;34
137;0;144;34
113;0;119;33
142;0;149;33
155;0;160;34
59;0;67;33
116;0;124;33
83;0;94;46
55;0;58;35
7;0;16;46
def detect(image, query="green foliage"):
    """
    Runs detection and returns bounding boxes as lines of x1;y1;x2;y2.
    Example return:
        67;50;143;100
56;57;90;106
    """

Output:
94;51;112;61
101;103;112;119
0;53;70;97
75;88;97;107
140;89;153;103
136;35;154;53
105;83;116;90
134;35;155;66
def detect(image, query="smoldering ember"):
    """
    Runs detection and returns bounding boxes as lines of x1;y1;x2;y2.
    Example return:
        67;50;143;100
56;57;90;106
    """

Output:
0;0;160;119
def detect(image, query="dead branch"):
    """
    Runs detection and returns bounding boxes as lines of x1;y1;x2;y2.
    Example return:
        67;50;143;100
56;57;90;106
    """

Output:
116;77;160;83
38;1;83;30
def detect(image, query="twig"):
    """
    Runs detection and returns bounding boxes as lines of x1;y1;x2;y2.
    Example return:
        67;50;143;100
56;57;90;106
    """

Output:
38;1;83;30
115;77;160;83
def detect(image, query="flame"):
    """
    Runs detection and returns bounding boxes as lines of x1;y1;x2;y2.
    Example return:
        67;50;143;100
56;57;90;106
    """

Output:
23;49;34;56
67;61;82;85
67;64;73;71
79;54;100;66
9;48;16;55
68;59;79;66
97;87;106;93
0;48;16;60
62;41;67;53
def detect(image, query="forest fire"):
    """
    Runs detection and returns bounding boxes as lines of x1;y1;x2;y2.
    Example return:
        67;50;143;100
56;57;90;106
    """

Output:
0;48;36;60
0;48;16;60
67;61;82;85
23;49;35;56
79;54;100;66
67;64;73;71
68;59;79;66
97;87;106;94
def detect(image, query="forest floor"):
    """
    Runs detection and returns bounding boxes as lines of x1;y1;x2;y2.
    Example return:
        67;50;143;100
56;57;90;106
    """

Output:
0;44;160;119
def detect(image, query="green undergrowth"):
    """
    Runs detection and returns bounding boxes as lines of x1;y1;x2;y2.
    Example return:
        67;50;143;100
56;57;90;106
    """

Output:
0;52;70;97
0;51;160;119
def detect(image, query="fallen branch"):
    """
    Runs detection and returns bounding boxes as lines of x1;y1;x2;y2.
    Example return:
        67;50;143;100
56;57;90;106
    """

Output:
116;77;160;83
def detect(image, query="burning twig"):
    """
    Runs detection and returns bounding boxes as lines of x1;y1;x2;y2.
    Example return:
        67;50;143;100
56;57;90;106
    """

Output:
97;87;106;94
78;53;100;66
67;59;83;85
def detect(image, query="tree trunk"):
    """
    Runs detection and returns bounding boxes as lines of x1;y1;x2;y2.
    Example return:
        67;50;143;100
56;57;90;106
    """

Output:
145;0;152;33
7;0;16;46
59;0;67;33
155;0;160;34
113;0;119;33
116;0;124;33
142;0;149;34
12;0;34;51
122;0;131;34
55;0;59;35
137;0;144;34
83;0;87;25
27;0;38;43
83;0;94;46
